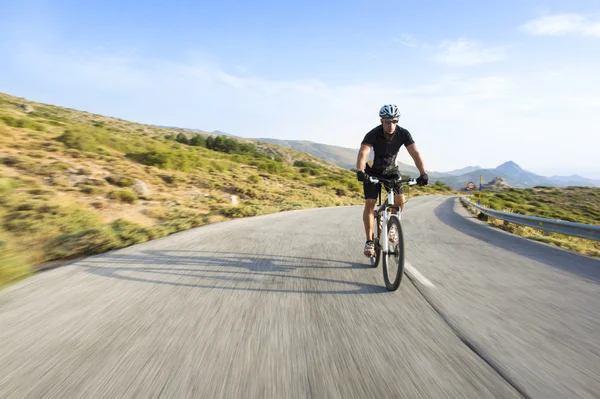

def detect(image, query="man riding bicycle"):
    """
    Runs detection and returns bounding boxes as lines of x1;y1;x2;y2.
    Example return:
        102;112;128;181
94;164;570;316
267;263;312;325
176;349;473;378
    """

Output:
356;104;429;256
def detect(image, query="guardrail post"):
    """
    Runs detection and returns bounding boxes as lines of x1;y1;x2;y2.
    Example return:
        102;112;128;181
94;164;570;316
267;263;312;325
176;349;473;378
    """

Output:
478;175;482;206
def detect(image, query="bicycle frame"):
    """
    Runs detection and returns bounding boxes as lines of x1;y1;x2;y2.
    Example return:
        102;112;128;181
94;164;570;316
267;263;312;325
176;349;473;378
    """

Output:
370;178;400;254
369;175;416;254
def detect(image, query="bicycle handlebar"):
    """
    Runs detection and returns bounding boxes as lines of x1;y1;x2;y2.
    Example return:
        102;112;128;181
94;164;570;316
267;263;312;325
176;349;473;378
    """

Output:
366;175;417;186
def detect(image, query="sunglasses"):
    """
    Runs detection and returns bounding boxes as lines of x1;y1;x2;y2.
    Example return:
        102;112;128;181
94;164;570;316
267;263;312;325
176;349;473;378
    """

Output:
382;119;399;124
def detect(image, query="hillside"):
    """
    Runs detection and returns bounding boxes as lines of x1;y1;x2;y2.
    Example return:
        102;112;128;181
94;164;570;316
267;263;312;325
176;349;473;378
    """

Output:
0;92;366;286
254;138;420;174
0;92;454;287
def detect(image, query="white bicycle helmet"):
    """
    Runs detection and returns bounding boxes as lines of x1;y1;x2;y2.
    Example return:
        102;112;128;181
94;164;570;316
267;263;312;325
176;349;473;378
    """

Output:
379;104;401;119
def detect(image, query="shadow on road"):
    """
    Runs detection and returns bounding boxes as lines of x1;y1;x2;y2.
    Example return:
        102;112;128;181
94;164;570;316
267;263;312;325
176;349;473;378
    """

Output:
434;198;600;283
75;250;389;294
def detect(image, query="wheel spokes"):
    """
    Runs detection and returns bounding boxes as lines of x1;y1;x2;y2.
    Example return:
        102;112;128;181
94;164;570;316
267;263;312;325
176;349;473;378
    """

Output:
385;224;399;280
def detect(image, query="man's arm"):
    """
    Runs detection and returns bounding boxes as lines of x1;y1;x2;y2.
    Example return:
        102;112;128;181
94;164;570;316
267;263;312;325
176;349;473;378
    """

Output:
356;144;371;171
406;143;427;175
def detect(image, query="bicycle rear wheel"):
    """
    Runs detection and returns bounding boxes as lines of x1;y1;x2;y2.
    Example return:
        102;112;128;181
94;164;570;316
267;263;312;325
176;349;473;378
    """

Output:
382;216;405;291
370;214;382;268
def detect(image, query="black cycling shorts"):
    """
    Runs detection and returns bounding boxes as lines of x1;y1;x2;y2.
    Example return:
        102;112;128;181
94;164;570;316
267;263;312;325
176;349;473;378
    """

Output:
363;179;404;200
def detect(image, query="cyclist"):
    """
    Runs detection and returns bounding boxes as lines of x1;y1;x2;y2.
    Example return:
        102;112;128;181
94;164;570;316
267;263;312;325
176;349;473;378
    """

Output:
356;104;429;256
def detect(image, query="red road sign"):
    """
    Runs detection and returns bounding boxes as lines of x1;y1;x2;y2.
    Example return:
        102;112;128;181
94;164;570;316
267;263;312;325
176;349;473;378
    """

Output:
466;182;476;190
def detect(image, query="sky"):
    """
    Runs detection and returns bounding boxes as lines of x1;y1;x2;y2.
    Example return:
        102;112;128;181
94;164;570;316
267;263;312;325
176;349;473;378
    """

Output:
1;0;599;178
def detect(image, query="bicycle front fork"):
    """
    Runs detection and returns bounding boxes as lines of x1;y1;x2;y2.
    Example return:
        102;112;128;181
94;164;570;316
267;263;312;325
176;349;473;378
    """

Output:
381;209;388;254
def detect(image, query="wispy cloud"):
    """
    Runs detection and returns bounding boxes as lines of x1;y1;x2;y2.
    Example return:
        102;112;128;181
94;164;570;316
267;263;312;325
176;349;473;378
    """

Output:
522;13;600;37
396;34;428;49
434;38;506;66
397;35;506;67
5;44;600;175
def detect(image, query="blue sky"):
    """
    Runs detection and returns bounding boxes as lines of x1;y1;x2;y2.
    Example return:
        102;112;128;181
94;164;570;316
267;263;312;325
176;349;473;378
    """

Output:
1;1;600;177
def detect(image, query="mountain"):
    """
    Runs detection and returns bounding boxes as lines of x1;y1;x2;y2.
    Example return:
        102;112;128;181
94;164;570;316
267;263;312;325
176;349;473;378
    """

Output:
253;138;420;173
444;165;482;176
435;161;600;189
250;140;600;189
436;162;552;189
549;175;600;187
254;138;358;170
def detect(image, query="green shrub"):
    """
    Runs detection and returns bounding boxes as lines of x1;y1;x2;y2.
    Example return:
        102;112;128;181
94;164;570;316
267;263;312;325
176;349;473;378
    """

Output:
0;178;19;197
108;188;138;204
220;205;269;218
0;115;44;131
189;135;206;146
126;150;193;172
158;174;179;185
257;160;284;174
56;129;98;152
105;175;134;187
0;240;31;287
249;175;262;184
27;188;52;196
79;185;99;194
44;228;121;260
109;219;154;246
347;180;362;193
1;156;22;167
175;132;189;144
3;199;101;237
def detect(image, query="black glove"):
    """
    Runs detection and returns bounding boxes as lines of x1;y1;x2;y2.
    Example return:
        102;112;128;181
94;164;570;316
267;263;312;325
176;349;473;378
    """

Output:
356;170;366;182
416;173;429;186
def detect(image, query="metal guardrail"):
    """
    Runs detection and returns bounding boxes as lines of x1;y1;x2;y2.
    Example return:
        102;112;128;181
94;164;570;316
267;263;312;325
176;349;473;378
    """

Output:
460;197;600;241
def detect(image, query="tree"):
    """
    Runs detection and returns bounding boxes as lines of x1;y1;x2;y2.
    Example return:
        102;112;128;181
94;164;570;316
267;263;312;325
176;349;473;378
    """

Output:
189;135;206;147
175;133;189;145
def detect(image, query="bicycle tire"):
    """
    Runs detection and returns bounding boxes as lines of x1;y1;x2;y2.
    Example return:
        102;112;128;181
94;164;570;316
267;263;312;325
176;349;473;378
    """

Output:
371;214;382;268
382;215;405;291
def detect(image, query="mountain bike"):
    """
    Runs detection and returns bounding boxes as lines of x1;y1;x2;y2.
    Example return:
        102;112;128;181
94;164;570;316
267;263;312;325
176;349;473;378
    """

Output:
367;174;417;291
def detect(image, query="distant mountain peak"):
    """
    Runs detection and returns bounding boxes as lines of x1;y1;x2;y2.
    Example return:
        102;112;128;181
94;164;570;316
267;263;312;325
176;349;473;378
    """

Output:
496;161;522;171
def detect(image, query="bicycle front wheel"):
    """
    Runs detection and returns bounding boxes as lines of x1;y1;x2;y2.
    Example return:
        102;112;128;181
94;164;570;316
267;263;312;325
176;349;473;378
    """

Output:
382;216;405;291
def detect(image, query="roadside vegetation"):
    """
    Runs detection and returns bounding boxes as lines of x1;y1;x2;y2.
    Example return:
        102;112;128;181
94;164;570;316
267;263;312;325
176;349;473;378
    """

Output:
0;92;456;287
466;187;600;257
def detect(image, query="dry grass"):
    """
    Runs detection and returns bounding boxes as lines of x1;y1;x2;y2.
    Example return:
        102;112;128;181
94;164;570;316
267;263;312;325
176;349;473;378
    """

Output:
462;198;599;257
0;91;454;287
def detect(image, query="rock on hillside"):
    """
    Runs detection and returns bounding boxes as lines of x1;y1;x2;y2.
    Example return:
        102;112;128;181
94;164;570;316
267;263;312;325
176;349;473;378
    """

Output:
482;176;510;190
18;103;34;113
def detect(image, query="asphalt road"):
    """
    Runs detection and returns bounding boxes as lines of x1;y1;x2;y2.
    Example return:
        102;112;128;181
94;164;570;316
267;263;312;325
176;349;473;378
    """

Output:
0;196;598;398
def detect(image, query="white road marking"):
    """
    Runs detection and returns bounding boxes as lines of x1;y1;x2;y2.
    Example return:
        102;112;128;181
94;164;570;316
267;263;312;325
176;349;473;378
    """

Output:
405;262;435;288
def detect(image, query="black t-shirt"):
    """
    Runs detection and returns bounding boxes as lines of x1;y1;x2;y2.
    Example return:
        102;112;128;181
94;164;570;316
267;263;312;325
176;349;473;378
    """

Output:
361;125;415;174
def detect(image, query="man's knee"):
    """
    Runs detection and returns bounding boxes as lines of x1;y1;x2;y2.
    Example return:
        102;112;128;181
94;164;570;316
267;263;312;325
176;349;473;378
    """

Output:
364;199;376;211
394;194;405;206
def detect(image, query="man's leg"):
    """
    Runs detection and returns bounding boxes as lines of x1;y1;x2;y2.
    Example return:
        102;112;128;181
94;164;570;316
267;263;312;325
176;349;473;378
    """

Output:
363;199;376;256
363;199;376;241
394;193;405;212
362;178;379;256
